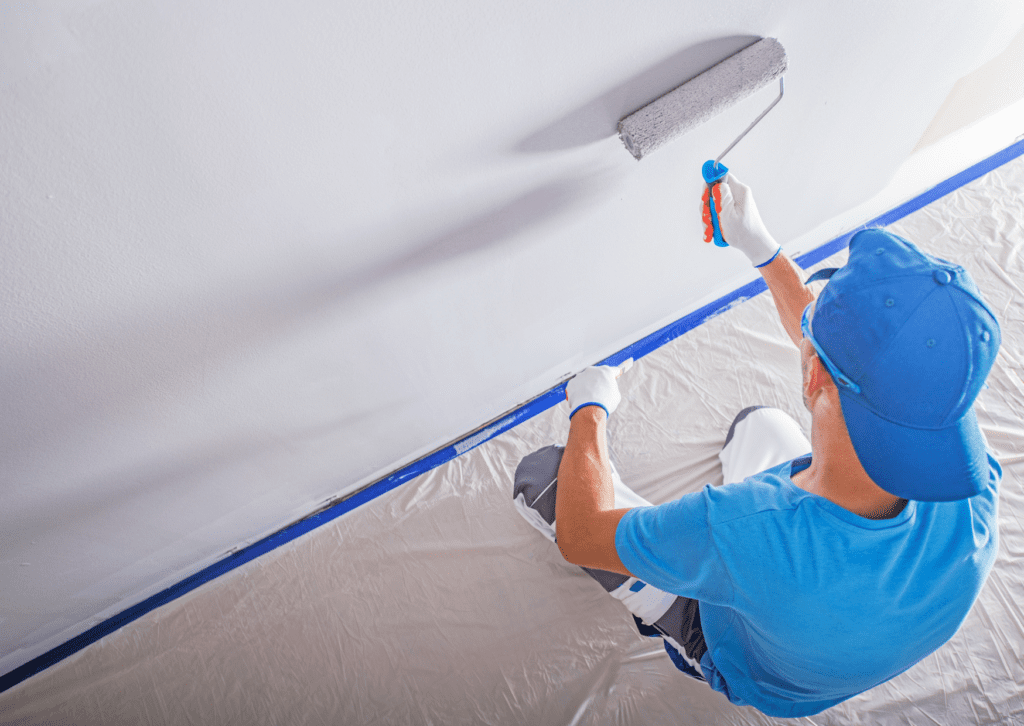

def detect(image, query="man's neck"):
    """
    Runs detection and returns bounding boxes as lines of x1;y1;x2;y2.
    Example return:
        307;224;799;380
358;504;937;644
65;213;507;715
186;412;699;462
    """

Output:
791;462;907;520
792;397;907;520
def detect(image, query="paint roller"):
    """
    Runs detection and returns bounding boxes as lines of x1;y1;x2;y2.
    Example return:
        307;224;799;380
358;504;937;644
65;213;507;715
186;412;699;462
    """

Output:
617;37;787;247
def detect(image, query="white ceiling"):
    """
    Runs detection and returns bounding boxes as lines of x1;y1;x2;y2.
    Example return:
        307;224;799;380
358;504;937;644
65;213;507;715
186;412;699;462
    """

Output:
2;0;1023;675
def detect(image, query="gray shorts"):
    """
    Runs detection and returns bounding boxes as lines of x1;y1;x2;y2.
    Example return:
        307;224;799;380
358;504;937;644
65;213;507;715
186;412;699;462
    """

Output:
513;444;708;681
512;405;812;683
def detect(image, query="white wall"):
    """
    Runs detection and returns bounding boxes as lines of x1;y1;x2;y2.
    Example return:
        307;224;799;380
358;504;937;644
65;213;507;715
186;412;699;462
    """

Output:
2;0;1023;675
915;24;1024;151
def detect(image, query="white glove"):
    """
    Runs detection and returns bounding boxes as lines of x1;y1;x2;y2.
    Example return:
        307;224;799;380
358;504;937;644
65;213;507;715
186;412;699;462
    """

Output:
712;174;781;268
565;359;633;419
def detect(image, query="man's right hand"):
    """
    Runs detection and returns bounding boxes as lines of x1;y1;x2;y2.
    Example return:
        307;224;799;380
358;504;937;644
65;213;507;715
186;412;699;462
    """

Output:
702;174;782;268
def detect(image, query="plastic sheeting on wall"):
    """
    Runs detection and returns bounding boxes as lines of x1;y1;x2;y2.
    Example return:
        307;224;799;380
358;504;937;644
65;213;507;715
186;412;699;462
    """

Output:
2;159;1023;725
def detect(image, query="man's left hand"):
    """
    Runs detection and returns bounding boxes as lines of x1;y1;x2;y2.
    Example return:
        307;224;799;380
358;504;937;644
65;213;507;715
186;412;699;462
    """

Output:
565;359;634;419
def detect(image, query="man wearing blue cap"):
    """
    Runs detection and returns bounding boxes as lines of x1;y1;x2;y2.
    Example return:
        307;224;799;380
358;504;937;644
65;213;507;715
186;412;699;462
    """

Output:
512;175;1002;717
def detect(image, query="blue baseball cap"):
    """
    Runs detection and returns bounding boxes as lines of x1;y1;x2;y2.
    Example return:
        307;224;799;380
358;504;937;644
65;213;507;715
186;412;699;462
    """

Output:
804;229;1000;501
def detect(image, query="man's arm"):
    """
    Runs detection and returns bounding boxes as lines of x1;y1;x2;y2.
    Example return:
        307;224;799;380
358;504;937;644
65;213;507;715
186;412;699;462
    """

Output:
709;175;816;347
555;408;633;576
758;252;817;348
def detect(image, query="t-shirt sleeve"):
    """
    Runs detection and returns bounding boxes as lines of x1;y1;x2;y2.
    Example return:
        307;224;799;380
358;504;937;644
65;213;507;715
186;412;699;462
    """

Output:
615;486;733;605
971;451;1002;544
987;450;1002;494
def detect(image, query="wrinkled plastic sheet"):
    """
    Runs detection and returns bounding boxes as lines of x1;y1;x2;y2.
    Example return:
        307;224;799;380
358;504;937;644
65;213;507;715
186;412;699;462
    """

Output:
2;159;1023;725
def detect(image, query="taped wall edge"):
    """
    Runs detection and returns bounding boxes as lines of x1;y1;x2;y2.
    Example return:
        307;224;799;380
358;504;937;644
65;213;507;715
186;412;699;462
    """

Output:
3;136;1023;696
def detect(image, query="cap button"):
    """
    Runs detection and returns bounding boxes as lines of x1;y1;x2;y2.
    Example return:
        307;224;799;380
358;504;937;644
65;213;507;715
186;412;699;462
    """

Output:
934;269;952;285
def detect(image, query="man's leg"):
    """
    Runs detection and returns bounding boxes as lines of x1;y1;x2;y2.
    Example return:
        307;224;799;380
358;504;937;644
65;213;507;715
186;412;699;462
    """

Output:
719;406;812;485
513;445;708;681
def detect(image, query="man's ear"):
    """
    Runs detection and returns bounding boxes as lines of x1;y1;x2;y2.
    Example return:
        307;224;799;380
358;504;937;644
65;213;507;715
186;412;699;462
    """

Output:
801;341;831;399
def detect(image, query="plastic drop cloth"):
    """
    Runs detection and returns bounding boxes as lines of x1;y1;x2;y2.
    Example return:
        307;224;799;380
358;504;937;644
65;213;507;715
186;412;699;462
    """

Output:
2;157;1024;725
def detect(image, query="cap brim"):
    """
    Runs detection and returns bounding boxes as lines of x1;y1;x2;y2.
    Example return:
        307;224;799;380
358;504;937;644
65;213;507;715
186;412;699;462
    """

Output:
838;391;989;501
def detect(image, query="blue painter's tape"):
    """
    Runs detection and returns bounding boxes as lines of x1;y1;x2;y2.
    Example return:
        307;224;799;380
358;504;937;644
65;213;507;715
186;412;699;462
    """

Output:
794;137;1024;270
4;138;1024;695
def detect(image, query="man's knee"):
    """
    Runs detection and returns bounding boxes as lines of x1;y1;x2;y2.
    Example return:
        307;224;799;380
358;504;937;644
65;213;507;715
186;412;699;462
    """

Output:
512;445;564;541
724;406;770;449
719;406;812;485
513;445;563;505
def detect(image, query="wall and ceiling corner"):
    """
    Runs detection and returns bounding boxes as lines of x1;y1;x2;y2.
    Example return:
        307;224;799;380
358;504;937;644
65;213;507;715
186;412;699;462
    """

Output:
2;0;1024;695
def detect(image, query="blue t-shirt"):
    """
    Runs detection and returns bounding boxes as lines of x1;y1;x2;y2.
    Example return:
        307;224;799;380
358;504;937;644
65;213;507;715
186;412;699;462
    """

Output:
615;453;1001;718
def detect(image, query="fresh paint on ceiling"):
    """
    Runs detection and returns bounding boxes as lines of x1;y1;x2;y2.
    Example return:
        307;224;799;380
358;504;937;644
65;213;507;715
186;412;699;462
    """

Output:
2;0;1023;677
